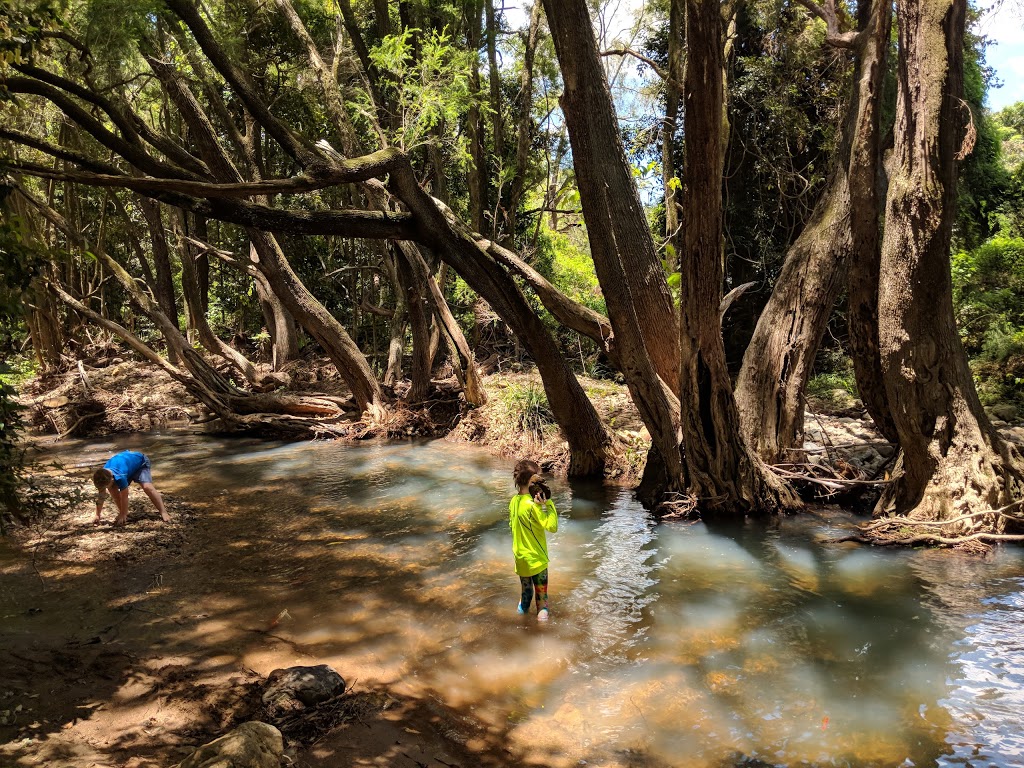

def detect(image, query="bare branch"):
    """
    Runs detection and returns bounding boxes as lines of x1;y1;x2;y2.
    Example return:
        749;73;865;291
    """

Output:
600;47;678;90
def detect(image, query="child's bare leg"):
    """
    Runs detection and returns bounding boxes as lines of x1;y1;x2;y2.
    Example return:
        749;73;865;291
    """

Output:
140;482;170;522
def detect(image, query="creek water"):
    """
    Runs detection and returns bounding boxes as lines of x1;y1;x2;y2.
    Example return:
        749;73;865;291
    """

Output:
45;434;1024;766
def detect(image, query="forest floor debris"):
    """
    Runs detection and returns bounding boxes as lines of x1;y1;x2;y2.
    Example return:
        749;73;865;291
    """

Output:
21;356;1024;489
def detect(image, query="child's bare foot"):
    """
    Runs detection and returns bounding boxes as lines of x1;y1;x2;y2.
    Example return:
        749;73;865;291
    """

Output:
113;517;127;526
92;517;103;526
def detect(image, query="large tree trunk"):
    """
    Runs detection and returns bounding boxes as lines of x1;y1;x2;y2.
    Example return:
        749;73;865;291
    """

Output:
677;0;796;514
735;0;893;463
542;0;684;486
876;0;1023;527
847;0;898;444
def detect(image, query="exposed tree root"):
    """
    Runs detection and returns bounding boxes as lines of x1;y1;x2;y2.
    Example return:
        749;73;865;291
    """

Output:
828;501;1024;551
655;492;700;520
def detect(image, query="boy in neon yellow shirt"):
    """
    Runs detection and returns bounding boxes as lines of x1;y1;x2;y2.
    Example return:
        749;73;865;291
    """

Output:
509;459;558;621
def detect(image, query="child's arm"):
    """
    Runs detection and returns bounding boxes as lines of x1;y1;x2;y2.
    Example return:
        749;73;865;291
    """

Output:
94;487;107;522
533;497;558;533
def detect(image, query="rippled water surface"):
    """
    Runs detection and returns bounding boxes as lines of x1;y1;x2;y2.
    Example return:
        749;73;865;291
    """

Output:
53;435;1024;767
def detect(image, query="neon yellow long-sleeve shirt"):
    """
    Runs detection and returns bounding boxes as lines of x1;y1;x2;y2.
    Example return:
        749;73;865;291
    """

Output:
509;494;558;577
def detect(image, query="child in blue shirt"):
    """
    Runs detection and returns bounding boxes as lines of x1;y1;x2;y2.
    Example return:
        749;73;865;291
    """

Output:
92;450;170;525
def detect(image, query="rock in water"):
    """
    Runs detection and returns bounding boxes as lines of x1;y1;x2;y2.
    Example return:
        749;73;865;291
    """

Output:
177;721;283;768
262;665;346;715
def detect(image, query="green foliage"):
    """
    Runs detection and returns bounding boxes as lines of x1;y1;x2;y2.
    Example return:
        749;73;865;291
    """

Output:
368;26;477;151
532;226;605;316
497;380;555;439
955;15;1011;250
953;236;1024;405
991;102;1024;237
0;0;63;82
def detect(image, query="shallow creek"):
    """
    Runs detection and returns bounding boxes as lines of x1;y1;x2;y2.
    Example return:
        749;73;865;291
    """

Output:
14;434;1024;766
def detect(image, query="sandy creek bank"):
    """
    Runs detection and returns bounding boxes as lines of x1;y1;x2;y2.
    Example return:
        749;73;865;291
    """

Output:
0;468;511;768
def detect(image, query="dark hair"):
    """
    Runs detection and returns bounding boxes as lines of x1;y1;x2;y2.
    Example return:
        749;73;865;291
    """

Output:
513;458;540;488
92;468;114;489
528;477;551;501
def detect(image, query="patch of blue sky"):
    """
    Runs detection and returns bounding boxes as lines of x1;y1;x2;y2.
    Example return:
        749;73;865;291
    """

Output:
977;0;1024;111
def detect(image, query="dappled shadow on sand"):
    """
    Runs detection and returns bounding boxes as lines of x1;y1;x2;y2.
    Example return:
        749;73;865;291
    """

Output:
0;471;615;768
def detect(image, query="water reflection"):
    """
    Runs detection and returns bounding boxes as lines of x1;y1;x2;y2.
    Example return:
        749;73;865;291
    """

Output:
35;435;1024;767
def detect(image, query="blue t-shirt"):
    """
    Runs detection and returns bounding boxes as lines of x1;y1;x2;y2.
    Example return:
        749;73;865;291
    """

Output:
104;451;147;490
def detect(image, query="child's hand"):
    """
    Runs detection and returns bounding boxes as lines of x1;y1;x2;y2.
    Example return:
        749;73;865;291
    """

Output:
534;492;545;505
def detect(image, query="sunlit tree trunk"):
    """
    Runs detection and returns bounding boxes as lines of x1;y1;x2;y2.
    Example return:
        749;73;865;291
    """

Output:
677;0;797;513
542;0;684;487
876;0;1023;527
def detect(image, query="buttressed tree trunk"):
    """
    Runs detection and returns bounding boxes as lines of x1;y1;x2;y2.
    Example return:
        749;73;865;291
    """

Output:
876;0;1023;528
678;0;797;514
735;0;893;463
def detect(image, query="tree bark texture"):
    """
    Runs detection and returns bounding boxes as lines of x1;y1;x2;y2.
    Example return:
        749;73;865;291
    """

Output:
876;0;1023;528
735;0;892;463
542;0;683;484
137;197;182;338
847;0;899;444
250;243;301;369
175;208;258;382
679;0;797;514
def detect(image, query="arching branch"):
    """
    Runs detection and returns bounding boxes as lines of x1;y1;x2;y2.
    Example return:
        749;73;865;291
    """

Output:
793;0;864;49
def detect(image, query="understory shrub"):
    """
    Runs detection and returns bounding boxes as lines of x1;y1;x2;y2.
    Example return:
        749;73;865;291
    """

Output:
953;237;1024;405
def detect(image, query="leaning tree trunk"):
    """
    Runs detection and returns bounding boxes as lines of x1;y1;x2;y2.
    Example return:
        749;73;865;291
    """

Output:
137;197;182;359
175;208;258;383
146;55;385;415
250;243;301;370
876;0;1023;528
735;0;892;463
678;0;797;514
542;0;684;486
248;229;385;415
